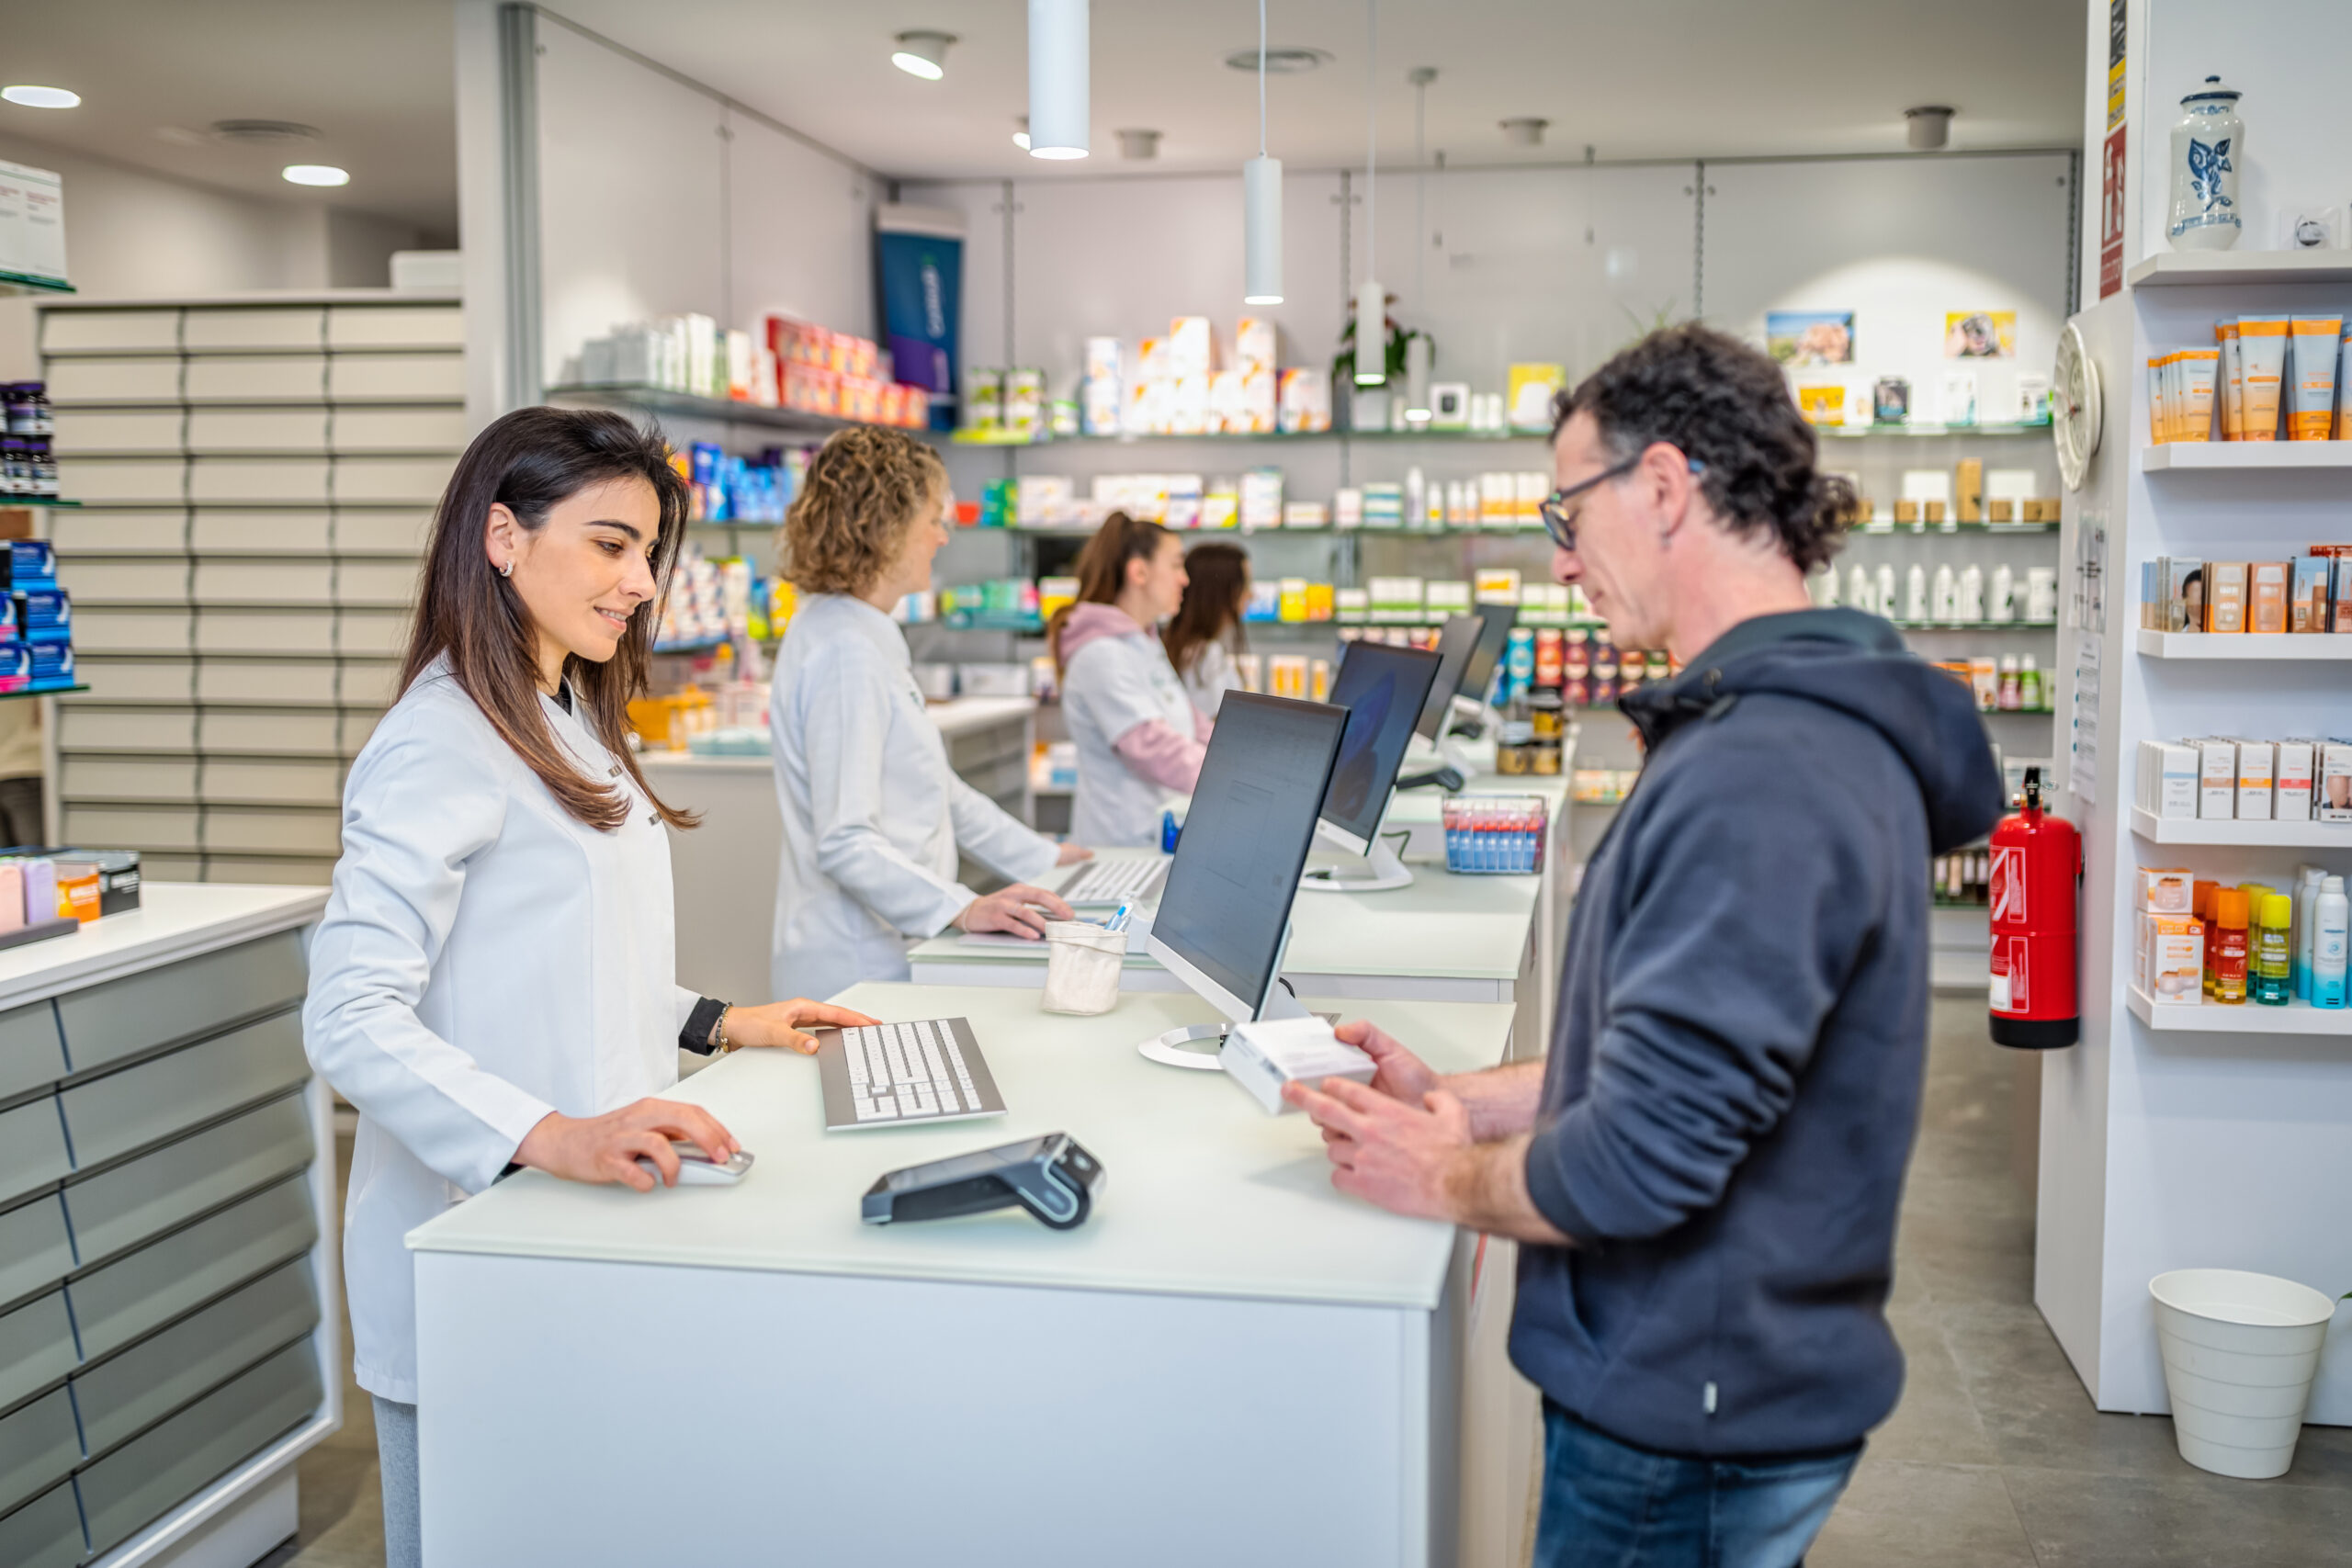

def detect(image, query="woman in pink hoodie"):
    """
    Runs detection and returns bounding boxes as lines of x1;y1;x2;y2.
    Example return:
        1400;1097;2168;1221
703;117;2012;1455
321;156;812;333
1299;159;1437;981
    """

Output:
1049;513;1215;846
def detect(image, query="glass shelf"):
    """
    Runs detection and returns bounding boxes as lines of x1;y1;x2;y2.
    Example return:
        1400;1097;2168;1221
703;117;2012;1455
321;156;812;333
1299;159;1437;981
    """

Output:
0;498;78;509
1817;423;2052;440
1;685;85;700
547;384;923;439
956;427;1548;446
0;274;74;299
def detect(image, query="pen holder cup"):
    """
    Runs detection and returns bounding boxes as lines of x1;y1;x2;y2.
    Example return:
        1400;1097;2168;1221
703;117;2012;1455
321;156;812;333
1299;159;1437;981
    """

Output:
1041;919;1126;1016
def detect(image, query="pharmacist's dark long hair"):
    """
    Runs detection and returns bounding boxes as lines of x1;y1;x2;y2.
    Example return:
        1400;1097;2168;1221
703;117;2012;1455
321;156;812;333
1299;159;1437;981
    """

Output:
1163;541;1250;678
1048;510;1174;677
401;406;695;832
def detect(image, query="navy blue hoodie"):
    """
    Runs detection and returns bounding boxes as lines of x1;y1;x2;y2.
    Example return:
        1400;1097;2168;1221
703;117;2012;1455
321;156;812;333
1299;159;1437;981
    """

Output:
1511;607;2003;1458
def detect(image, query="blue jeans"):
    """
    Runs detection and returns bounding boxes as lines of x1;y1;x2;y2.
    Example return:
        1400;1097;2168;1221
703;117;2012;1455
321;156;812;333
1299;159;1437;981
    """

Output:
1533;1402;1860;1568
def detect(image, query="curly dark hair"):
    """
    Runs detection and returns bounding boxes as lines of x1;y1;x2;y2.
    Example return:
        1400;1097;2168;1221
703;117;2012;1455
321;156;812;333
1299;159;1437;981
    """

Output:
1551;323;1856;572
781;425;947;595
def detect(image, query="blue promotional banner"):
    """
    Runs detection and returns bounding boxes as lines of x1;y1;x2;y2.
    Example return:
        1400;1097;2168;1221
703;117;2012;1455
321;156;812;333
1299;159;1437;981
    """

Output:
876;209;963;432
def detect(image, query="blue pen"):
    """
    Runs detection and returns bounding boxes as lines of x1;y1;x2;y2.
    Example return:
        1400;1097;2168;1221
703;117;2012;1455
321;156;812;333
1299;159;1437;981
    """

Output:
1106;900;1132;934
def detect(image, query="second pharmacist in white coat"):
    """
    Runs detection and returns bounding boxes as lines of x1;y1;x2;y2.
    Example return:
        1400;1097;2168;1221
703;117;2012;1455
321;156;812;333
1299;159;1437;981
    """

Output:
769;427;1090;1003
303;408;870;1568
1053;513;1213;847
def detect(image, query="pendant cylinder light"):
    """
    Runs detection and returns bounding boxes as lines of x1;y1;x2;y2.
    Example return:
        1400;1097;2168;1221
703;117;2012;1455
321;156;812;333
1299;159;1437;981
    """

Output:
1027;0;1090;159
1244;156;1283;303
1354;278;1386;385
1353;0;1383;385
1404;333;1431;421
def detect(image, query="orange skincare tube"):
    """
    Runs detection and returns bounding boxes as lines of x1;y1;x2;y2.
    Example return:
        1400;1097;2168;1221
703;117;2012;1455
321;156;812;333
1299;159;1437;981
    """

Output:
2219;321;2245;439
2237;316;2290;440
2288;316;2343;440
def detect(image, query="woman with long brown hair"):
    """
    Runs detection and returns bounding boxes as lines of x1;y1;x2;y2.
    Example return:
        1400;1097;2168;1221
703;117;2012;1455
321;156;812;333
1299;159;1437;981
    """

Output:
1049;511;1211;846
302;407;870;1568
1162;540;1251;716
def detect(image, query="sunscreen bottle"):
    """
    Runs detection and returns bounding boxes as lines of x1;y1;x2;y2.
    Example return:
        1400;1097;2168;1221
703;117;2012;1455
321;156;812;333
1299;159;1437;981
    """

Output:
2295;865;2324;999
2211;890;2249;1004
2252;894;2293;1005
2313;876;2348;1010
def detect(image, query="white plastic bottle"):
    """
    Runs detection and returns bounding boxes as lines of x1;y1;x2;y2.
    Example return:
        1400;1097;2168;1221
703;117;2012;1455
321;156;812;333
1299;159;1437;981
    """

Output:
1847;564;1873;614
2294;865;2325;999
1875;565;1898;620
1905;563;1930;623
1959;564;1985;622
2312;876;2348;1009
1814;566;1839;607
1989;563;2016;623
1931;563;1958;623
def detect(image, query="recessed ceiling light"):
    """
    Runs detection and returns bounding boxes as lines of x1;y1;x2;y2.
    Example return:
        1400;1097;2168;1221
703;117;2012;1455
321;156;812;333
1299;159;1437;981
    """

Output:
282;164;350;187
2;86;81;109
1222;48;1329;74
892;31;955;80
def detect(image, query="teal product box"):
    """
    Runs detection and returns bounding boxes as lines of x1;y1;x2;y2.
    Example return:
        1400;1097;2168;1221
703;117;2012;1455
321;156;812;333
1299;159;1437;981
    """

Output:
14;589;67;644
27;642;72;689
0;540;55;590
0;643;28;693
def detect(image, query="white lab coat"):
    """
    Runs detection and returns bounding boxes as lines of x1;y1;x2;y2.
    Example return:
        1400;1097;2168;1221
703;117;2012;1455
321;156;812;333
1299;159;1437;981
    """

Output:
768;593;1059;1002
1061;624;1201;847
1180;638;1244;717
304;660;695;1404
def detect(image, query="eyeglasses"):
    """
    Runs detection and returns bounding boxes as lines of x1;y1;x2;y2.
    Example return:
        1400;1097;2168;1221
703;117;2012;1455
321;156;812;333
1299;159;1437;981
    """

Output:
1536;451;1707;552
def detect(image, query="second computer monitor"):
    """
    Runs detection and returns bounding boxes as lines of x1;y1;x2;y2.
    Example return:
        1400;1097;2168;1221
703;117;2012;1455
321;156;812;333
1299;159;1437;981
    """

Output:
1148;692;1348;1024
1413;615;1485;741
1454;603;1517;714
1319;639;1444;852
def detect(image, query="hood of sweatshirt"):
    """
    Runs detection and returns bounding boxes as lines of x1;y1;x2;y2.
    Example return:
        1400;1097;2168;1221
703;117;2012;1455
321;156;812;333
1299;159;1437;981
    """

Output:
1622;607;2005;855
1057;601;1150;665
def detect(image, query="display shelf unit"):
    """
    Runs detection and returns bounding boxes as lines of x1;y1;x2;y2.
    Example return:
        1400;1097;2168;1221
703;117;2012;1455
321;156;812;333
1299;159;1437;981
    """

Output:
0;499;80;509
40;293;464;886
1888;619;2060;632
2126;987;2352;1036
544;382;913;439
2125;251;2352;288
0;273;74;299
2128;807;2352;848
1818;423;2053;440
0;686;85;701
2142;442;2352;472
2134;628;2352;659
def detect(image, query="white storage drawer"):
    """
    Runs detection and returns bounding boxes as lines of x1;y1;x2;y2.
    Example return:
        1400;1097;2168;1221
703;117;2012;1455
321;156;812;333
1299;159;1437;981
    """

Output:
75;1337;322;1556
329;351;463;400
336;608;409;656
50;409;184;455
69;658;194;704
336;558;422;606
191;509;332;554
195;609;336;656
61;756;198;804
0;1291;77;1413
43;356;181;406
331;406;465;452
180;309;322;353
202;757;343;807
55;929;306;1076
54;509;187;555
201;807;343;857
0;1196;74;1311
0;1002;67;1102
187;409;330;454
339;659;402;706
333;508;433;555
192;558;334;607
61;458;185;505
61;805;200;853
198;659;336;705
40;310;180;355
59;557;189;604
63;1093;312;1270
326;303;462;348
188;457;331;504
58;1011;307;1168
65;1176;316;1363
70;1262;317;1459
0;1476;79;1568
60;703;195;751
198;708;339;756
339;708;388;755
0;1388;79;1520
203;856;336;886
333;455;455;503
0;1098;72;1208
183;355;327;403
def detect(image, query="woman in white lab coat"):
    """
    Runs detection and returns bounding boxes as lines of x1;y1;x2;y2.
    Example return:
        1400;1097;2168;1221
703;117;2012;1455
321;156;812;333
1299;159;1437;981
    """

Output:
1051;513;1212;847
768;426;1090;1002
303;407;871;1568
1163;539;1251;717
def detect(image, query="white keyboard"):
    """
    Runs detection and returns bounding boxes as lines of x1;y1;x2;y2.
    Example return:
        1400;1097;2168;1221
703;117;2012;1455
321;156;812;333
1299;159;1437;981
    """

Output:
816;1018;1007;1130
1057;856;1169;906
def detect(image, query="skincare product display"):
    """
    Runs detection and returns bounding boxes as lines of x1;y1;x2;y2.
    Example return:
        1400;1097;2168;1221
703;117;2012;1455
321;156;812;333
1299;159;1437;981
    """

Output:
1818;557;2057;626
2150;313;2349;442
2133;868;2348;1011
2139;549;2352;634
573;312;933;428
2134;736;2352;824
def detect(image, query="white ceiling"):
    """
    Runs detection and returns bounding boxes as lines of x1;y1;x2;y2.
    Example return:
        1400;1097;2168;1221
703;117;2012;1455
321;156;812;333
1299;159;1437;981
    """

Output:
0;0;2086;231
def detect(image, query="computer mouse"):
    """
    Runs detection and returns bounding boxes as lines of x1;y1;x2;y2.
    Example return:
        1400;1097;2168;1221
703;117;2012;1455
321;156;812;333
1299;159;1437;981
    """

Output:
637;1142;753;1186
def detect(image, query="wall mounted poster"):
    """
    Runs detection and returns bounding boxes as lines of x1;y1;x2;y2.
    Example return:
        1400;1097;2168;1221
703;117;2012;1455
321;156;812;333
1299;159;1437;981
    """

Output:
1767;310;1856;365
1945;311;2017;358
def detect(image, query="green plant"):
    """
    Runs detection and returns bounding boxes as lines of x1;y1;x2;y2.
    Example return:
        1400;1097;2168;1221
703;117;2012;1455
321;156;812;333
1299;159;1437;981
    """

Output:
1332;293;1430;386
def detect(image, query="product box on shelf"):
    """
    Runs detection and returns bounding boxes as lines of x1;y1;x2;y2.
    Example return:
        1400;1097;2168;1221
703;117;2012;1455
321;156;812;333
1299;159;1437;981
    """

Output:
2321;742;2352;823
2198;739;2237;819
2277;740;2315;821
2236;740;2276;820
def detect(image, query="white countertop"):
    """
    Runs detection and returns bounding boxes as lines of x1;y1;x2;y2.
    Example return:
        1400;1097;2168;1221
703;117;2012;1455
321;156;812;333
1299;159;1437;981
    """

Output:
408;984;1515;1311
0;883;328;1009
635;695;1035;773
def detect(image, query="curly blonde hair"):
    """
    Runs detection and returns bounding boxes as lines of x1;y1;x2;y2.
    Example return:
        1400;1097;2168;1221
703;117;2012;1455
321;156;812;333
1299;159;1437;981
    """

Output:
780;426;947;595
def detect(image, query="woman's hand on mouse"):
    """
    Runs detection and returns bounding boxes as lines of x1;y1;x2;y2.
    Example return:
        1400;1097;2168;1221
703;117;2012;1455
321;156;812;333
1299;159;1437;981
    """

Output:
955;884;1074;940
1055;841;1095;866
514;1099;737;1191
722;998;879;1055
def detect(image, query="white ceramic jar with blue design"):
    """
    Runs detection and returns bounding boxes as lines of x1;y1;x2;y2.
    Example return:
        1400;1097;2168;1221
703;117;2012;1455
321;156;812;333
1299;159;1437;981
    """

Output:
2167;75;2244;251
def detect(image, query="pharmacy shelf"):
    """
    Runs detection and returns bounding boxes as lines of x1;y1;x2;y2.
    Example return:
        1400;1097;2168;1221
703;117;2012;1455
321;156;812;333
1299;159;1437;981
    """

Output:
1888;620;2061;632
2135;628;2352;660
1818;423;2052;440
1853;521;2061;535
2127;987;2352;1035
2127;252;2352;288
0;497;77;508
2142;442;2352;472
0;273;73;299
1;685;84;700
2129;806;2352;848
546;383;913;438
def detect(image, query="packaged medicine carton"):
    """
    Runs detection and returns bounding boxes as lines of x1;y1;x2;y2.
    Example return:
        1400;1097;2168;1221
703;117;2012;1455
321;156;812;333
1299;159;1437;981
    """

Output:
2249;562;2290;634
2291;557;2332;633
2132;866;2195;913
2198;738;2237;818
2146;915;2205;1001
2276;739;2316;821
2157;740;2199;818
2165;558;2204;633
2205;562;2248;633
2236;739;2276;819
2320;741;2352;823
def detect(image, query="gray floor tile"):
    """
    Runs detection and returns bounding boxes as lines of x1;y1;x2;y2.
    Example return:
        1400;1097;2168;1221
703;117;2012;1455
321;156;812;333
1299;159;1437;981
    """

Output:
2004;1464;2352;1566
1808;1460;2036;1567
1870;1315;2004;1469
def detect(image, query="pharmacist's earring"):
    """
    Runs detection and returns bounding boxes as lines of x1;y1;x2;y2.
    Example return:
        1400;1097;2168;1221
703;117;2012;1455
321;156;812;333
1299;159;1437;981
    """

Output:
499;558;514;579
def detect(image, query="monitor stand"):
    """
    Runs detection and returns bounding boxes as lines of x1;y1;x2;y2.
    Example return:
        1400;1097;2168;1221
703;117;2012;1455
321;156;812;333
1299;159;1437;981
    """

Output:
1298;820;1415;894
1136;927;1309;1071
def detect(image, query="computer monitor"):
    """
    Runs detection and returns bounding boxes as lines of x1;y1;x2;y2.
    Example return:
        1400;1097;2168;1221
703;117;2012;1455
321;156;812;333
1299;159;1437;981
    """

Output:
1453;603;1517;717
1413;615;1483;741
1301;639;1442;894
1141;692;1346;1070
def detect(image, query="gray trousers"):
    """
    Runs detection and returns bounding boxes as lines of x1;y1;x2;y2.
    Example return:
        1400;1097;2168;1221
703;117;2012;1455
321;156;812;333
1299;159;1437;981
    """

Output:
371;1395;422;1568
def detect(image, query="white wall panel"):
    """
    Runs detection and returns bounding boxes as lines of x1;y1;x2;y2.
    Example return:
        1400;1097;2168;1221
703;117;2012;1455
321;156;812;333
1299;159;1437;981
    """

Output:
727;112;874;336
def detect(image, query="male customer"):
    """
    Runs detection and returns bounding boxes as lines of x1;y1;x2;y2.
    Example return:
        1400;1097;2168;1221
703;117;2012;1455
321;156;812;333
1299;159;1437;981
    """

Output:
1286;325;2003;1566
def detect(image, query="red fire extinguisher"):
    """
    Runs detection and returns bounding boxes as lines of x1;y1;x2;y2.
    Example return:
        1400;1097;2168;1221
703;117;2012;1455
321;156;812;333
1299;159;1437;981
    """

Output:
1988;766;2080;1049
